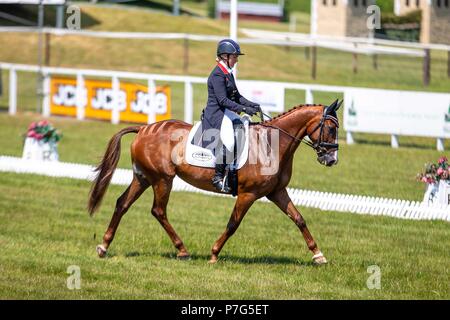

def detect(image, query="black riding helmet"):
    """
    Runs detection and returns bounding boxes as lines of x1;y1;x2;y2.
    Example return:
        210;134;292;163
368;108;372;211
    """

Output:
216;39;245;56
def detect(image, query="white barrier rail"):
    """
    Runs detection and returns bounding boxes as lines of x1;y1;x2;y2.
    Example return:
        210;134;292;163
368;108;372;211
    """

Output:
1;61;448;150
1;156;449;222
240;28;450;52
0;26;431;56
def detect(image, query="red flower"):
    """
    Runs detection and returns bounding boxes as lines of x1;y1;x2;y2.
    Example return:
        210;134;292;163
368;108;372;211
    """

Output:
28;122;37;131
438;156;448;165
37;120;49;127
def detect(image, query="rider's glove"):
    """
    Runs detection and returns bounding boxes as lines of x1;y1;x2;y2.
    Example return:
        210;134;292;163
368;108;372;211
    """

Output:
242;106;258;116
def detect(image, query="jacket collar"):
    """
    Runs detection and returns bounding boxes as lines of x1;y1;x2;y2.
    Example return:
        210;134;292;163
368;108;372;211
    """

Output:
217;60;233;75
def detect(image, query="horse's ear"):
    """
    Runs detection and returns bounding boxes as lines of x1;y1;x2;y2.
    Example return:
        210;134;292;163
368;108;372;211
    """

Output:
336;100;343;111
325;99;339;115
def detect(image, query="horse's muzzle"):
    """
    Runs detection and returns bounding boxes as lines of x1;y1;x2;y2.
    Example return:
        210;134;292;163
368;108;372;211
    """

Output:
317;152;338;167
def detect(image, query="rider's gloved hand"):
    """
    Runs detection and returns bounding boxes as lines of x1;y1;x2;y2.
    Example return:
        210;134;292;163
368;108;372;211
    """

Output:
242;106;258;116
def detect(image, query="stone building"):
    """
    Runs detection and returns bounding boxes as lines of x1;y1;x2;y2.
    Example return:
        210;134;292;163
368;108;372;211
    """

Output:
394;0;450;44
310;0;377;38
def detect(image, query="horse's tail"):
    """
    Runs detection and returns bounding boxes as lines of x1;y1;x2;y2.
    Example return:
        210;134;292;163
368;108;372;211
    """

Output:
88;126;141;216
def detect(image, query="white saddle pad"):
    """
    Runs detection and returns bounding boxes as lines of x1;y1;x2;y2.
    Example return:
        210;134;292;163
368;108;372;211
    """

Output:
185;113;250;169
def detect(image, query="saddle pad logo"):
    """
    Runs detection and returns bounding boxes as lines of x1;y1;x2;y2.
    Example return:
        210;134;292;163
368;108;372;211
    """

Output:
192;151;212;162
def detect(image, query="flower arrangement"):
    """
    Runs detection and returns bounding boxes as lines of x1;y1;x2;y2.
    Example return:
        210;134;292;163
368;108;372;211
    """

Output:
25;120;62;144
416;156;449;185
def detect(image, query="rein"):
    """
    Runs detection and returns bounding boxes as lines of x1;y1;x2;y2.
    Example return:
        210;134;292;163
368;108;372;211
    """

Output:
256;107;339;152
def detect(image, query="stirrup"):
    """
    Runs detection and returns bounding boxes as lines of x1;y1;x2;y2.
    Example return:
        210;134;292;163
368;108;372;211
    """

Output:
212;175;230;193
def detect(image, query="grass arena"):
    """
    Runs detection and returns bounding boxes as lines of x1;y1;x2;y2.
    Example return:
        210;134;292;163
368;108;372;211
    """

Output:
0;1;449;300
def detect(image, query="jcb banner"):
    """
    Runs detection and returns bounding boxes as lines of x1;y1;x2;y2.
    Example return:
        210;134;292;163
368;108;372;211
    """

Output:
50;77;171;123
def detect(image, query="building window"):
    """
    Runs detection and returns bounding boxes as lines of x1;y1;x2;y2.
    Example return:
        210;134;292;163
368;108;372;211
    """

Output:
416;0;419;7
354;0;358;7
437;0;441;7
445;0;449;8
333;0;337;6
323;0;327;5
406;0;409;6
362;0;367;6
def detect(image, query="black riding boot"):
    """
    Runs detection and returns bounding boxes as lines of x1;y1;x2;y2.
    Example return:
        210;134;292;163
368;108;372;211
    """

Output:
212;146;231;193
212;163;229;193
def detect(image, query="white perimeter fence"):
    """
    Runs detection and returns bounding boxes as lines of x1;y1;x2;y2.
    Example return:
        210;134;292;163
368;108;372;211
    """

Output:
1;156;449;222
2;62;449;150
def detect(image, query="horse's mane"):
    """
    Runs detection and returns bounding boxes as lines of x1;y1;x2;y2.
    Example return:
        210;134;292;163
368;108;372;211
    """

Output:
263;104;324;123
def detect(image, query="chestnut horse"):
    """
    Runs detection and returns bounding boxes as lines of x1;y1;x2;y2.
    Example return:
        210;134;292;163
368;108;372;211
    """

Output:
88;101;341;264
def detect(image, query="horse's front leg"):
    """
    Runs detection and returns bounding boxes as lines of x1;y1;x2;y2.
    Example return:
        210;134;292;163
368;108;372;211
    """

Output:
267;188;327;265
209;193;256;264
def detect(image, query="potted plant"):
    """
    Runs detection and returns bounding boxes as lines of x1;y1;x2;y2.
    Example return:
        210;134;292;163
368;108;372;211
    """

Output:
417;156;450;204
22;120;62;162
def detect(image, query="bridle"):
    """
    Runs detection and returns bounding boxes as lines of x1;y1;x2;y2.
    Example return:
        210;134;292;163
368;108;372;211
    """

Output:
257;107;339;155
305;112;339;155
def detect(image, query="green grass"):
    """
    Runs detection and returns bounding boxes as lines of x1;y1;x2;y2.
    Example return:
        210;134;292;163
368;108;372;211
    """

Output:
0;110;448;299
0;170;448;299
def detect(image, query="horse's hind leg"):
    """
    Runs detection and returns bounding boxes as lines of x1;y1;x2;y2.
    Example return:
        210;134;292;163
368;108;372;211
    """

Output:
96;175;149;258
151;179;190;259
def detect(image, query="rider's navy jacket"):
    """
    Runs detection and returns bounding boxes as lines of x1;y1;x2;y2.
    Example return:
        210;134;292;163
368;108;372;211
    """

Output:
201;63;256;141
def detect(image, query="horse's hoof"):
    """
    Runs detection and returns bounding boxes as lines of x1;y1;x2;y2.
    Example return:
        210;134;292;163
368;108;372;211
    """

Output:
312;252;327;265
208;255;218;264
96;245;107;258
177;252;191;260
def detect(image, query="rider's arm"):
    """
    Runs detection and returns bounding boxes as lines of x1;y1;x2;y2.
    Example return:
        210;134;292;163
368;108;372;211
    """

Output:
233;85;259;108
211;74;245;113
236;93;259;108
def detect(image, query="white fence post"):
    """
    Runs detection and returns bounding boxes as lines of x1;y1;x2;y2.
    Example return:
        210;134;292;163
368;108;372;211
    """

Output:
111;76;120;124
8;68;17;115
76;73;85;121
346;132;354;145
391;135;399;148
305;88;314;104
42;73;50;117
184;80;193;124
437;138;444;151
147;78;156;124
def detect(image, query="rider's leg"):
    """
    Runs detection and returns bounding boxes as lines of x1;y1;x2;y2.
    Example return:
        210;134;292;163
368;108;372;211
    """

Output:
212;145;231;193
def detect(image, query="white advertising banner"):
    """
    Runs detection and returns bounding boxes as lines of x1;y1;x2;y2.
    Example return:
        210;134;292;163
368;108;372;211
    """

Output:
236;80;285;113
344;88;450;138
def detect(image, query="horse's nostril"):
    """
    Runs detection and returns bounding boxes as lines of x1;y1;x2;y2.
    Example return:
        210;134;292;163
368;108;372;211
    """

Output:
327;159;337;166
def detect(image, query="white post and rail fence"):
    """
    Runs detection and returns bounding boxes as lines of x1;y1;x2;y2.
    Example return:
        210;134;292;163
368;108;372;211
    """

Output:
1;62;449;150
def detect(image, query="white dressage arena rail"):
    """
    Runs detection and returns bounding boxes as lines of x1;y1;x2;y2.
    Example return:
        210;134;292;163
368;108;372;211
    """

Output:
1;155;449;222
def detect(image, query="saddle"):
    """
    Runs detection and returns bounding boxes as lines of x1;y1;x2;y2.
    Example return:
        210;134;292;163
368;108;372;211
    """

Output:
185;111;251;195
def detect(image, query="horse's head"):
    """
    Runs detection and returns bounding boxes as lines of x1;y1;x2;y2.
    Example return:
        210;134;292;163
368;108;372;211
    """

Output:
306;100;342;167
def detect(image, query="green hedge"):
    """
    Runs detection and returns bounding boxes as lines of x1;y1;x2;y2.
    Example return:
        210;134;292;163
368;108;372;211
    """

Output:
381;9;422;24
376;0;394;13
376;9;422;42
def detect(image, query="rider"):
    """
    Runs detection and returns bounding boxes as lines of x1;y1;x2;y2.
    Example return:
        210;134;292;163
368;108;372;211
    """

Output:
201;39;260;193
